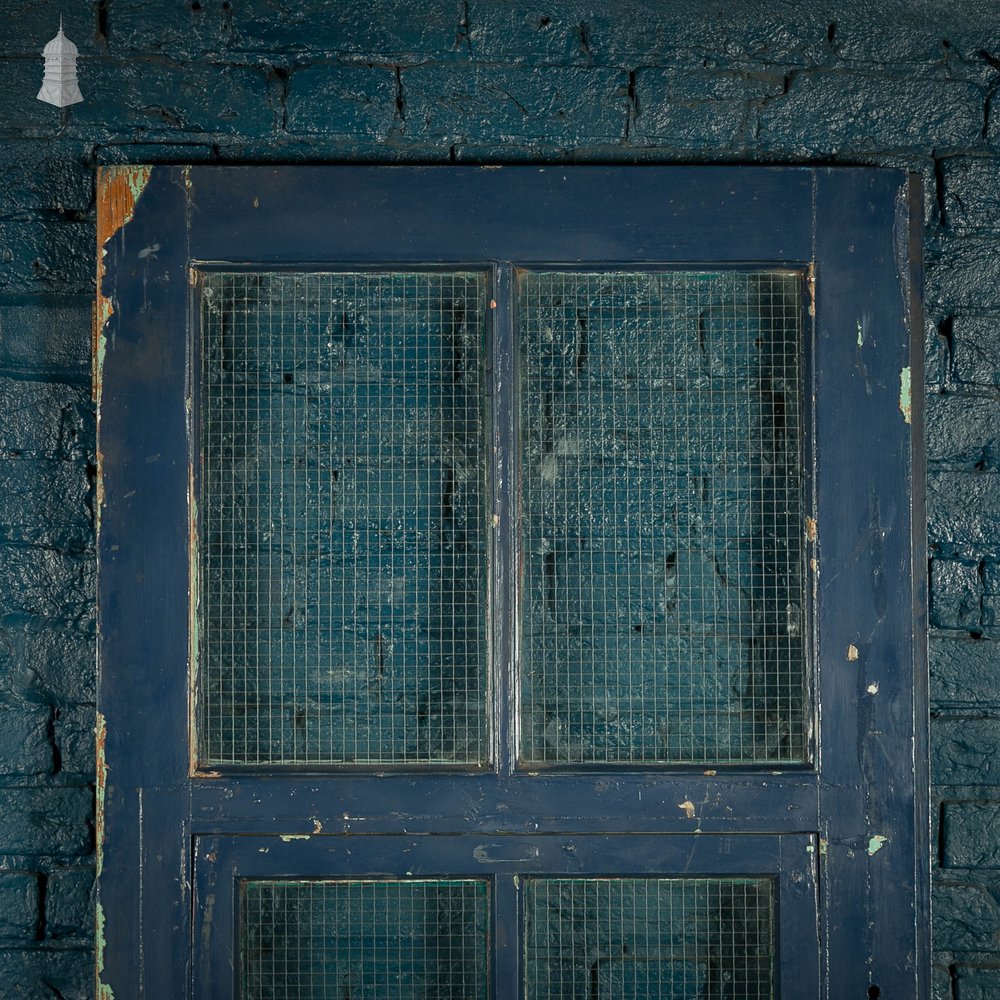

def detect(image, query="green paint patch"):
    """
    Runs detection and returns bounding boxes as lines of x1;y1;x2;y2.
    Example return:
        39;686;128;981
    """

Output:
96;900;115;999
867;834;888;856
899;366;912;424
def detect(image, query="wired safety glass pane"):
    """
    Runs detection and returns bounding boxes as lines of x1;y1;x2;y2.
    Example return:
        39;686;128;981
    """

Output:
241;879;489;1000
519;271;806;765
524;877;774;1000
198;272;488;766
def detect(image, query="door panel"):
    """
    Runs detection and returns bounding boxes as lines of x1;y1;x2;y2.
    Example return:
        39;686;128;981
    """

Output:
193;835;819;999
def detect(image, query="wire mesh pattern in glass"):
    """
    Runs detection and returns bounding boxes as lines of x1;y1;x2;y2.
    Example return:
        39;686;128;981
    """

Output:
241;879;489;1000
524;877;774;1000
198;272;488;765
519;271;806;764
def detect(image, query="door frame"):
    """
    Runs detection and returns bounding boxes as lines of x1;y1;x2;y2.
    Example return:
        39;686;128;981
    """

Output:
96;165;927;999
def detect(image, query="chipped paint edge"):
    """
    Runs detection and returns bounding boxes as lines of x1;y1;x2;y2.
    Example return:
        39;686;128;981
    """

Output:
95;710;113;999
94;165;154;404
899;365;912;424
95;710;108;878
95;899;114;999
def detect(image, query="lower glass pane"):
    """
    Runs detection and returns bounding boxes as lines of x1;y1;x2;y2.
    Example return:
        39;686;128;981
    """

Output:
241;879;490;999
524;877;774;1000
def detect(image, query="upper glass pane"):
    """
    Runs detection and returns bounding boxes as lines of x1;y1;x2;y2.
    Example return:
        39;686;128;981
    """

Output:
518;271;807;765
198;272;488;766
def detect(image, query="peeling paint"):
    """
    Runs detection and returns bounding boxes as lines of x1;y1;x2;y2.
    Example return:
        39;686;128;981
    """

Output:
95;900;114;1000
867;834;888;856
95;447;105;538
867;681;879;695
847;644;859;661
819;839;828;857
805;516;817;542
311;817;323;834
678;799;696;820
95;711;108;878
95;165;153;403
898;366;912;424
856;320;864;347
279;834;311;842
806;262;816;318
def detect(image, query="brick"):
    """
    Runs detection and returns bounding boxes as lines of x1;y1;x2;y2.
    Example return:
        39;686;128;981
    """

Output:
45;867;93;940
0;296;92;376
0;547;94;623
401;65;628;145
466;3;608;66
832;4;1000;65
0;459;91;547
0;787;91;856
931;635;1000;709
984;598;1000;634
0;58;70;136
0;4;99;56
952;316;1000;388
285;65;397;138
926;317;947;389
0;144;94;218
931;559;983;631
943;158;1000;232
96;142;217;165
630;68;753;147
926;235;1000;312
0;947;90;999
53;703;94;779
473;3;830;66
933;882;1000;952
935;963;954;1000
72;59;275;138
0;377;91;459
0;624;95;704
956;965;1000;999
933;718;1000;786
926;393;1000;469
110;0;457;61
928;471;1000;555
757;71;982;153
470;1;831;67
0;874;39;942
0;697;51;777
943;801;1000;868
0;217;94;295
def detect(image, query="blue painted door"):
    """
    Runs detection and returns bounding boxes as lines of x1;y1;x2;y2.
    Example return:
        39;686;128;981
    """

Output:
96;166;927;999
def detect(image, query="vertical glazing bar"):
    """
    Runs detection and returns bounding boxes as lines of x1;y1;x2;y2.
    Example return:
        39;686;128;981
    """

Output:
494;874;521;1000
492;264;517;774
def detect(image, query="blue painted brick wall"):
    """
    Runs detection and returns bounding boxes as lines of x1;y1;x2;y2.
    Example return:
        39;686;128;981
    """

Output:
1;1;999;996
